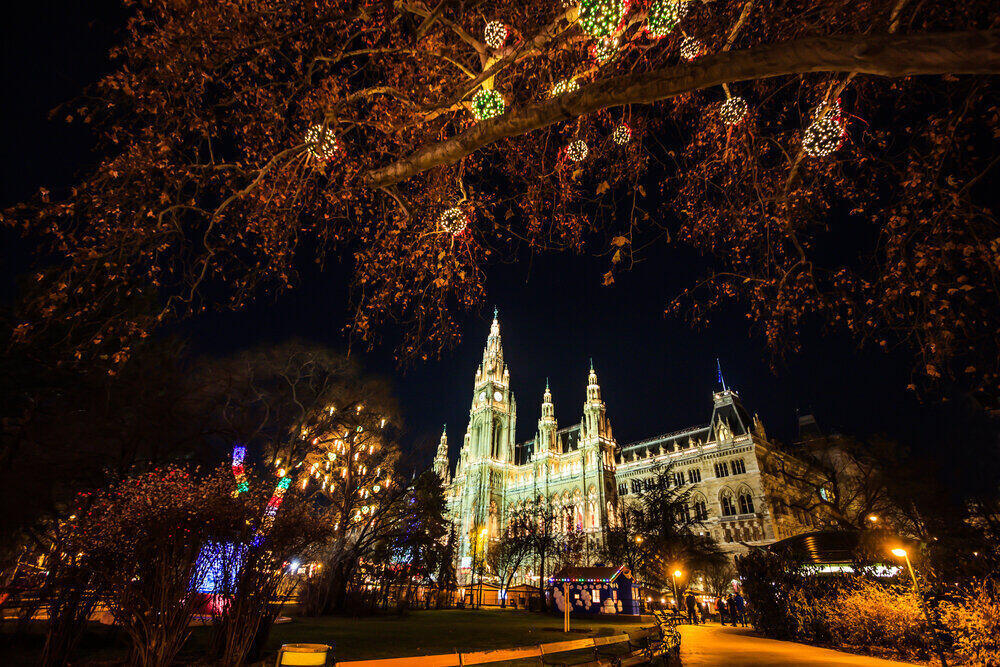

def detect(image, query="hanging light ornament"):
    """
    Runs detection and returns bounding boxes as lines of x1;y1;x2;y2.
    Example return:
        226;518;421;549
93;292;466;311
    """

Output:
645;0;686;38
551;78;580;97
578;0;629;39
679;36;704;60
484;21;509;49
439;207;468;235
802;99;847;158
720;96;749;126
590;36;620;64
611;123;631;145
566;139;589;162
471;88;505;120
304;124;340;161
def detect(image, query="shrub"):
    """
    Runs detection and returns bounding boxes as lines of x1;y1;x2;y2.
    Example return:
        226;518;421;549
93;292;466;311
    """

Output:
941;580;1000;666
818;578;931;659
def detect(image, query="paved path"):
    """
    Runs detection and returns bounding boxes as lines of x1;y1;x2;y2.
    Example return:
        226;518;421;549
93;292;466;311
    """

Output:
677;623;917;666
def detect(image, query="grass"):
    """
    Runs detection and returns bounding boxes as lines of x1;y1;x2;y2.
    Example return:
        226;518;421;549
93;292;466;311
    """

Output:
262;609;652;661
0;609;653;665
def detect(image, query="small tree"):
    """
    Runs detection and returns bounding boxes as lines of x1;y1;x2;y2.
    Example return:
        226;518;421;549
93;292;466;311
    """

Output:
72;466;233;667
487;512;532;607
206;470;331;666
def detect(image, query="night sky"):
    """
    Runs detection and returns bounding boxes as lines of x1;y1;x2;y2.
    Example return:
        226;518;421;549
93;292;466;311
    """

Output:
1;1;979;479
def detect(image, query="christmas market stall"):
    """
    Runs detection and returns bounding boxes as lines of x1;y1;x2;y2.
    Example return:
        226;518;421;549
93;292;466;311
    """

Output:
547;566;639;616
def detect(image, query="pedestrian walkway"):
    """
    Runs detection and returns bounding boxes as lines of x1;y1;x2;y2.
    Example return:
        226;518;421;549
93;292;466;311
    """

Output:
677;623;917;666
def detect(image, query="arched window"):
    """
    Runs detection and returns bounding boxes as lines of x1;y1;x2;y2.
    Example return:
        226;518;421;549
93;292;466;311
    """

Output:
720;490;736;517
738;489;755;514
692;496;708;521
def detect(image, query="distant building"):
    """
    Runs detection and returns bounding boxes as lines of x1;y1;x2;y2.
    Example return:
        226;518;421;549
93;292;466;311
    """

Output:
434;313;823;584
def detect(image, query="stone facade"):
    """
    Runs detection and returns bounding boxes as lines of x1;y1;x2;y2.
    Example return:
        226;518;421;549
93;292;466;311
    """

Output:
436;314;818;583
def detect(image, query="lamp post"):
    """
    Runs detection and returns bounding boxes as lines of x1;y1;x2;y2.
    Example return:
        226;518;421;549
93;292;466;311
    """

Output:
671;569;682;611
891;548;947;667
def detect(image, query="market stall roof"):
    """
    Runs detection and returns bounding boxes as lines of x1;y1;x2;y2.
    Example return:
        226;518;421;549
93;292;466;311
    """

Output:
767;530;920;565
549;566;630;583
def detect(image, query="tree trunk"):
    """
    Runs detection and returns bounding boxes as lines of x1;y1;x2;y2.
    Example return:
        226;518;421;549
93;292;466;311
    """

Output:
367;31;1000;187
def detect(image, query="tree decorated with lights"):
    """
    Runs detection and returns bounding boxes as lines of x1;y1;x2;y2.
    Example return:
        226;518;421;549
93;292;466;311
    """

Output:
7;0;1000;408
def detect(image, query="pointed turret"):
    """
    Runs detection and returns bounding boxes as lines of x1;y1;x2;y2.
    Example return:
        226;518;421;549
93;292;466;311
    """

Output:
583;360;611;440
434;425;451;483
538;379;558;453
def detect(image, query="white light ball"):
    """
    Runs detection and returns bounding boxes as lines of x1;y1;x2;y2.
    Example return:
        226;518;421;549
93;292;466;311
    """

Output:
304;124;340;161
567;139;589;162
720;96;748;126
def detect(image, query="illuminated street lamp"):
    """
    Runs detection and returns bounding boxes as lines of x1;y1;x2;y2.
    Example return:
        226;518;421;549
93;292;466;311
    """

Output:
891;547;947;667
867;514;879;524
635;535;643;544
671;569;683;610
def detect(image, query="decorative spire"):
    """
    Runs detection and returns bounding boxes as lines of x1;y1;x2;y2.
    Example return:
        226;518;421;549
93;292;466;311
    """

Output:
588;359;599;388
481;308;505;379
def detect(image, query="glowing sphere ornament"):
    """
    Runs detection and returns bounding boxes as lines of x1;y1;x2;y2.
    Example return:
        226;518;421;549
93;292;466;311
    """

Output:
720;96;749;126
590;36;620;64
484;21;508;49
551;78;580;97
578;0;628;39
611;123;631;145
646;0;685;38
439;207;468;235
304;124;340;161
566;139;589;162
679;36;704;60
803;101;847;158
471;88;505;120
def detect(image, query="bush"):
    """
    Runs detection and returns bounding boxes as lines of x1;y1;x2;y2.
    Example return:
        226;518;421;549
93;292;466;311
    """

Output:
941;580;1000;666
818;579;931;659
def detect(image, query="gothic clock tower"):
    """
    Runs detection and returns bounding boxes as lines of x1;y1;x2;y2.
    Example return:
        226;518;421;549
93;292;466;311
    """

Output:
455;310;517;576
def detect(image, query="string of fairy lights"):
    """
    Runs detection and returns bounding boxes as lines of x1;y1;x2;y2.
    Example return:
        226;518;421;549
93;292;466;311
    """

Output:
296;0;854;237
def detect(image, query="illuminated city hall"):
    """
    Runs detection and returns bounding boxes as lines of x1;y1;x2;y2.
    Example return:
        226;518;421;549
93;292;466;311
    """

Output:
434;313;814;583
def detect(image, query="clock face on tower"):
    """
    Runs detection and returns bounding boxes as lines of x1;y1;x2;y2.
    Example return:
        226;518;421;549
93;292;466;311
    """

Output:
479;391;486;403
494;390;503;402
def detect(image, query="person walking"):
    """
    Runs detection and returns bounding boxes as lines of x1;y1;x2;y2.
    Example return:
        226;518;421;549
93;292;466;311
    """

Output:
733;592;747;627
716;596;728;625
685;592;698;625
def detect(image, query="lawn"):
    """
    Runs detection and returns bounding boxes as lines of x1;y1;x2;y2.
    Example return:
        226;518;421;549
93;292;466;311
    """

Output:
263;609;652;661
0;609;653;665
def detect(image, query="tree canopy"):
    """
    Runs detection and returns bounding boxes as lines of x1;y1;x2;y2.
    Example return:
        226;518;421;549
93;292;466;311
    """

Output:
5;0;999;405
